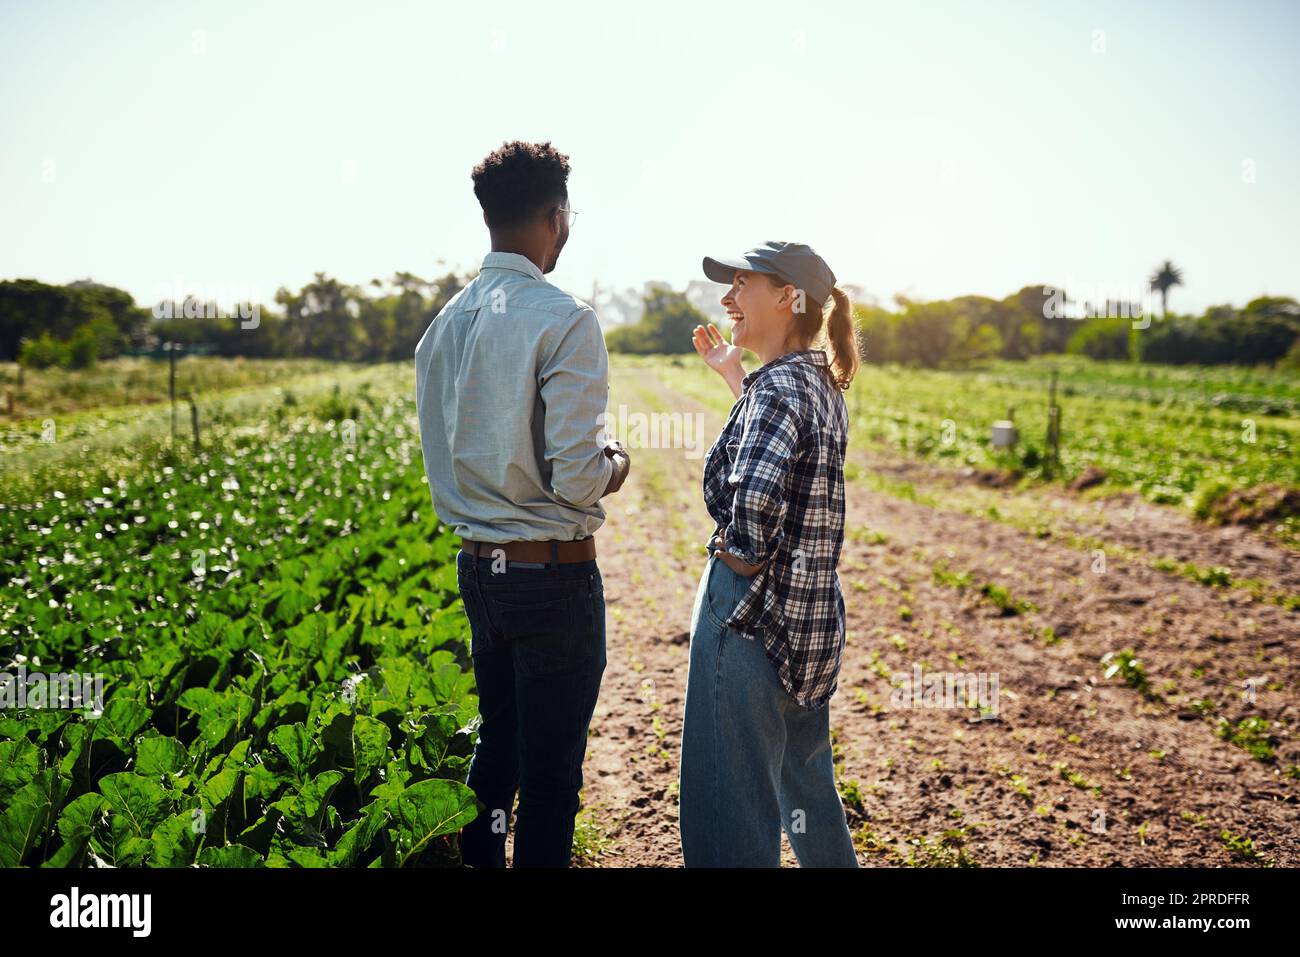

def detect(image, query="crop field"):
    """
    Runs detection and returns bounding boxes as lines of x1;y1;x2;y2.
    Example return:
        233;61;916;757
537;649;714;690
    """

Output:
652;355;1300;530
1;362;479;867
1;354;1296;868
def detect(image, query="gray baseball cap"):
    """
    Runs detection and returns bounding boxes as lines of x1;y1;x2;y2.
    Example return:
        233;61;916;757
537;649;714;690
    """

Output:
702;240;837;308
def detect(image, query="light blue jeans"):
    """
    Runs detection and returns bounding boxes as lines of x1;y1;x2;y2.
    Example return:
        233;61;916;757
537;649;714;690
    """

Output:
678;551;860;867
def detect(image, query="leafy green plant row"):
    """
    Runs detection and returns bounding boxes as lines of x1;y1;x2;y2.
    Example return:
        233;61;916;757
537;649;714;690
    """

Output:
0;379;484;866
645;355;1298;511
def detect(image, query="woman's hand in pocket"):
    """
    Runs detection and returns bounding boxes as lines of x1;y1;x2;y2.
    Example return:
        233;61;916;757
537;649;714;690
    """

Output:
714;526;764;577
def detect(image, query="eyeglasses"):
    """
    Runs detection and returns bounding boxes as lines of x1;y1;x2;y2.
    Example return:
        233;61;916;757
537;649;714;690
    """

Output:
557;205;579;227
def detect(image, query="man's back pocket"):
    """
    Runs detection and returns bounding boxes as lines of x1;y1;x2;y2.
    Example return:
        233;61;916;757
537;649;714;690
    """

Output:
481;578;598;677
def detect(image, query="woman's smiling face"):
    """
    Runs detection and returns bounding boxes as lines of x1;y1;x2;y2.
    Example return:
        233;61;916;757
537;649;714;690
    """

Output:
720;269;793;358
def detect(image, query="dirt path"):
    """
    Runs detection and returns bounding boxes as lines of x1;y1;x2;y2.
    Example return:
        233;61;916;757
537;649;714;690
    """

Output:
567;366;1299;867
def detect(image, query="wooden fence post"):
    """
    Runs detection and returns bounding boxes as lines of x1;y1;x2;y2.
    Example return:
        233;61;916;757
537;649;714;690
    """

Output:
168;342;178;442
1045;369;1062;476
189;395;201;453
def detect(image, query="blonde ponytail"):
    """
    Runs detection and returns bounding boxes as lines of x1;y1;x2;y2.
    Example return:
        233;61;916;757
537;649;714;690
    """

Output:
824;286;860;391
770;275;861;391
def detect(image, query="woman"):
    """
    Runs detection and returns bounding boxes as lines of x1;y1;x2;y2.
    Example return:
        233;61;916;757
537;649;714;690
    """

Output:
678;240;860;868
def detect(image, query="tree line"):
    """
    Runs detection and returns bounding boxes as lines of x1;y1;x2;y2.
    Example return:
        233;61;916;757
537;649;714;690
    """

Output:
3;271;1297;370
854;290;1299;368
0;272;465;368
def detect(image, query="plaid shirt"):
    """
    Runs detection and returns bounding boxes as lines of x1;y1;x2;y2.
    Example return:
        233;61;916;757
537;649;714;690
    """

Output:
702;349;849;710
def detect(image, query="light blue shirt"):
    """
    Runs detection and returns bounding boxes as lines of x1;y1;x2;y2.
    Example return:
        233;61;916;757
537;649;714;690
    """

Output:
414;251;614;543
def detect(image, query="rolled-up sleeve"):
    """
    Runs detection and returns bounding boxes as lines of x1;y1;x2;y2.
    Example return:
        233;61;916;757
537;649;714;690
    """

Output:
538;306;614;509
725;388;802;565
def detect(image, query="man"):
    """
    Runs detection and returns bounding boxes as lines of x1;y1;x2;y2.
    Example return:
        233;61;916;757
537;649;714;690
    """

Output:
414;140;631;868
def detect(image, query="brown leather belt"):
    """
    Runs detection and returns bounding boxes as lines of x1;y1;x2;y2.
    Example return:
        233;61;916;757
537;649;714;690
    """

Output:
460;537;596;565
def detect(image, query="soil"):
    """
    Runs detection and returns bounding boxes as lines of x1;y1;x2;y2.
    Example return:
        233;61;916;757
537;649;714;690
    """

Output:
510;364;1299;867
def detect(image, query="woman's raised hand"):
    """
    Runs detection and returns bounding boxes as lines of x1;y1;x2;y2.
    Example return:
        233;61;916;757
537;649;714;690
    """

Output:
691;323;743;376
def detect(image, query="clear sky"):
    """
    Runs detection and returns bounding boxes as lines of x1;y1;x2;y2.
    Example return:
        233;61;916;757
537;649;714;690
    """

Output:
2;0;1297;316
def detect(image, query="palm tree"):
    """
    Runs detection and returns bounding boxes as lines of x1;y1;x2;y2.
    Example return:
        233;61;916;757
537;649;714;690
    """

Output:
1148;260;1184;318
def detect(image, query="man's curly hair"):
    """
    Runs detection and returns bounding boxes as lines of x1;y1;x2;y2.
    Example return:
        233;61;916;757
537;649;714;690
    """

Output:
471;140;571;229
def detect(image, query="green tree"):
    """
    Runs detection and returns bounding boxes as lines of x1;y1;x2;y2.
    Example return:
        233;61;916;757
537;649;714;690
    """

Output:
1148;260;1185;318
66;325;99;368
952;322;1004;364
1005;285;1070;353
604;285;706;354
854;303;898;363
894;297;962;367
275;274;366;359
1067;317;1131;360
17;333;69;369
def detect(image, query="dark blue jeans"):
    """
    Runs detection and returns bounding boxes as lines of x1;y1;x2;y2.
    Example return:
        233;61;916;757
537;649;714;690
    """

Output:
454;549;606;868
